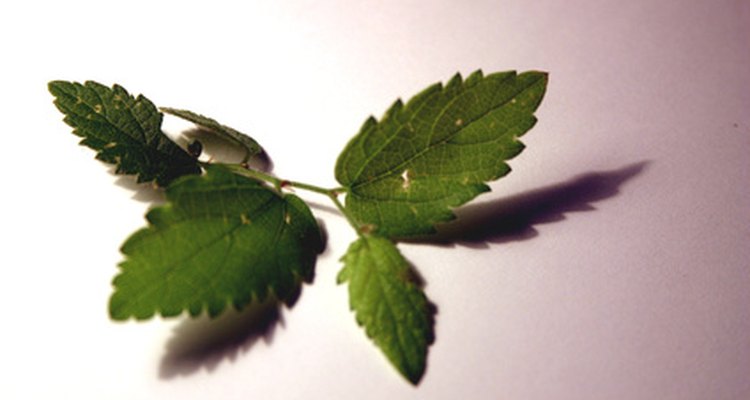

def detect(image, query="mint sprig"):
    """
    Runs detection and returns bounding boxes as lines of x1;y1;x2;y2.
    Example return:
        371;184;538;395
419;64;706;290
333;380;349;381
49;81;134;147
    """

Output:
50;70;548;384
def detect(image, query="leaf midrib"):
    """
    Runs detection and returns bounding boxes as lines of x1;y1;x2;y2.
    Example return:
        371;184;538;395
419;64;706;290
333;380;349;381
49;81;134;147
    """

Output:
58;84;182;162
126;196;279;314
356;238;423;379
349;74;539;192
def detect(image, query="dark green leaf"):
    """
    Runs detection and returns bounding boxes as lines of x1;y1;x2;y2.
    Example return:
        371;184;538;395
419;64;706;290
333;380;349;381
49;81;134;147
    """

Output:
49;81;201;186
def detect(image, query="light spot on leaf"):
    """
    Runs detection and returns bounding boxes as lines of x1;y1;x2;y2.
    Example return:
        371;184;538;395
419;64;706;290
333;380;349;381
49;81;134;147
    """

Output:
335;70;548;238
240;214;251;224
49;80;202;187
284;212;292;224
401;169;411;190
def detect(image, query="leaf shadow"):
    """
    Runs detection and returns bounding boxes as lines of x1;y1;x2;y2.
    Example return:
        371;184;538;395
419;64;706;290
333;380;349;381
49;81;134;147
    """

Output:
406;261;438;385
399;162;648;383
112;173;165;204
111;127;273;204
159;297;284;379
417;161;650;248
182;127;274;172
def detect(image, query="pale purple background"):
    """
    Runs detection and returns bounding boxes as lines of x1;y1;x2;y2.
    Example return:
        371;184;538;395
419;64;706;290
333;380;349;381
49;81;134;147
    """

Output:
2;1;749;399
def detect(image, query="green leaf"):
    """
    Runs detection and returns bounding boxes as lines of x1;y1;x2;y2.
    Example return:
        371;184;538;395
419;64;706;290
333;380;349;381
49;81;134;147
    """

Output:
109;165;324;320
338;235;433;384
161;107;263;162
335;70;548;238
49;81;201;186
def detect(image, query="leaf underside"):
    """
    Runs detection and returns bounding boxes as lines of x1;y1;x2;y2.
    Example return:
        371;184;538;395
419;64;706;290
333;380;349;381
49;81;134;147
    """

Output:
49;81;201;186
110;165;324;320
335;70;548;238
161;107;263;162
338;235;433;384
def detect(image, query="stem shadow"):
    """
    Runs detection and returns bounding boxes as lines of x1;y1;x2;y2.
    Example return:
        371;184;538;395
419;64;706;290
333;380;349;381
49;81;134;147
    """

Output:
418;161;650;248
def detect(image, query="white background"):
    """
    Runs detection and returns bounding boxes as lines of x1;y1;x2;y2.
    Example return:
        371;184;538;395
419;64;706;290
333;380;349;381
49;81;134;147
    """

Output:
2;1;749;399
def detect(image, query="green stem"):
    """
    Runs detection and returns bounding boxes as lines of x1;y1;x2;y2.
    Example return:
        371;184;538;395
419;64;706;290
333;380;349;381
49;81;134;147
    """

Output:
327;191;364;237
286;179;338;196
211;162;283;189
213;163;362;234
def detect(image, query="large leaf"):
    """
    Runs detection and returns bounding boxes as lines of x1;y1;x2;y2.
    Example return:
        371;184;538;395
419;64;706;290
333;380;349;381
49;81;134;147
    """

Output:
335;70;548;238
110;165;324;320
338;235;433;384
49;81;201;186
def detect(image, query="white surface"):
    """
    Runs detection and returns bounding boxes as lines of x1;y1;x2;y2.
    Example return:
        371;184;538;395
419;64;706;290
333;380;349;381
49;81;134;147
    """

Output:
2;1;749;399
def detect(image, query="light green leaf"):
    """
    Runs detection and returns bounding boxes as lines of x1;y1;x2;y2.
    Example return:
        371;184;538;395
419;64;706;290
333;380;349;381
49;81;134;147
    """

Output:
335;70;548;238
338;235;433;384
49;81;201;186
110;165;324;320
161;107;263;162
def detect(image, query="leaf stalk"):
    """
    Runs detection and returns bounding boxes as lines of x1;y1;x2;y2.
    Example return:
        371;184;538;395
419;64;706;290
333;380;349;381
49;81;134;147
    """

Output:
212;162;363;234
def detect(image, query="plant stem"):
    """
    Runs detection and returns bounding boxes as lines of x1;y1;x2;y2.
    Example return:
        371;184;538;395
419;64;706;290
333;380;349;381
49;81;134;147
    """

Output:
213;163;363;234
327;191;365;237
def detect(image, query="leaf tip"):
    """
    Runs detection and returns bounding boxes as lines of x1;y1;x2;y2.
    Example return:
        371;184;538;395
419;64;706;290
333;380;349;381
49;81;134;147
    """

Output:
108;294;132;321
47;80;64;93
48;80;78;101
526;70;549;84
536;70;549;85
403;366;426;385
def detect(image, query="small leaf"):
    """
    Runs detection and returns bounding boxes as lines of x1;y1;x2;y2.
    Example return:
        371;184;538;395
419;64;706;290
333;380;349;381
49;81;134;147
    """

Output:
49;81;201;186
338;235;433;384
161;107;263;162
335;70;548;238
110;165;324;320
